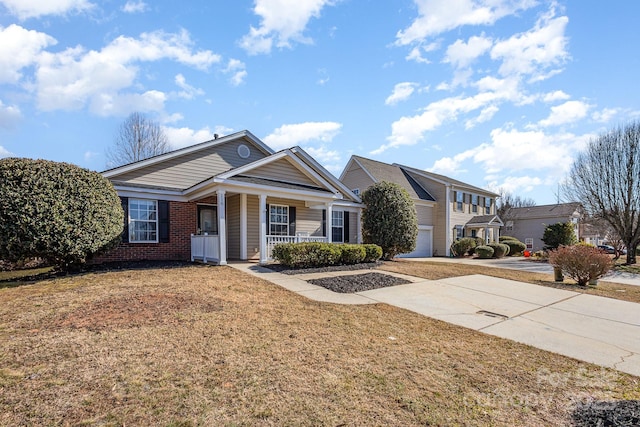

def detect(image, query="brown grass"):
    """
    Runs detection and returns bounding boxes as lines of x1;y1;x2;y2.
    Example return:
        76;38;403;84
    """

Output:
0;264;638;426
381;260;640;304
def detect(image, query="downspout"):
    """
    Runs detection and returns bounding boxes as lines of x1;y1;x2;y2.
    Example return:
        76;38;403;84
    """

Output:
445;184;452;257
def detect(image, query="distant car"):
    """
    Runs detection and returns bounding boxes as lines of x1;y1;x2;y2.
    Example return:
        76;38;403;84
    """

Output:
597;245;616;254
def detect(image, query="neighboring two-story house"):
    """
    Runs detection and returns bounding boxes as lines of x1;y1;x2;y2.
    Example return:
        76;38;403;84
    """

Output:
501;202;582;252
339;155;502;257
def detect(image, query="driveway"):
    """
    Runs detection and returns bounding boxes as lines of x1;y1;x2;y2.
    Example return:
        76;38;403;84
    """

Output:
231;262;640;377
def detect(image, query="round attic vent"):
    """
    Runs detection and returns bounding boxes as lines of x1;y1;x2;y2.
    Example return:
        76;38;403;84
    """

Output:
237;144;251;159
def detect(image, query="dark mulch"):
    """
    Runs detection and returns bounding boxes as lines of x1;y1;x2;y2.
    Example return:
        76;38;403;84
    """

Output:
307;272;411;293
572;400;640;426
263;262;382;275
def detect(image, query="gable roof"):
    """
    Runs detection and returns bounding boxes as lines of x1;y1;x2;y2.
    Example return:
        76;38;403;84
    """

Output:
465;214;504;227
346;155;435;202
506;202;582;220
397;163;500;197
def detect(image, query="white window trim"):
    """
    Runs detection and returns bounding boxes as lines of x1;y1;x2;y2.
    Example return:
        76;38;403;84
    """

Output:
332;210;344;243
269;204;289;236
471;194;478;213
456;191;463;211
129;198;159;243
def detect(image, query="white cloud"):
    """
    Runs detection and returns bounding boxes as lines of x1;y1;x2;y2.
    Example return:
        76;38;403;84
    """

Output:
465;104;499;129
592;108;619;123
542;90;570;103
385;82;418;106
224;59;247;86
0;145;12;158
0;24;56;84
487;175;542;194
163;125;228;149
90;90;167;117
304;145;342;172
264;121;342;149
444;34;492;69
428;148;477;175
122;0;147;13
240;0;334;55
35;29;220;115
83;150;100;161
174;74;204;99
0;0;94;19
0;99;22;128
396;0;536;46
538;100;591;127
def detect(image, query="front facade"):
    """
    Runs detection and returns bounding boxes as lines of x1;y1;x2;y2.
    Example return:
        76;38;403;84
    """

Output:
340;156;502;257
501;203;582;252
100;131;361;265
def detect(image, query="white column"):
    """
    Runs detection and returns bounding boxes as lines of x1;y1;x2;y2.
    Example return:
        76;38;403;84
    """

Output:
240;193;247;260
445;185;452;256
217;190;227;265
259;194;267;264
356;210;362;244
326;202;333;243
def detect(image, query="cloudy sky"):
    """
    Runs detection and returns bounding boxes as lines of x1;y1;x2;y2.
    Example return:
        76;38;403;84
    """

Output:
1;0;638;204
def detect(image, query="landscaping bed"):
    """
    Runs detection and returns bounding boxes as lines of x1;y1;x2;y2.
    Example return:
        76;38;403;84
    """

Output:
307;272;411;293
264;261;381;275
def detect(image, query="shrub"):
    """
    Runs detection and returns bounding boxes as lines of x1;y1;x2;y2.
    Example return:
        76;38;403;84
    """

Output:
340;244;366;264
488;243;510;258
542;222;577;249
363;244;383;262
0;158;123;268
499;236;518;242
451;237;477;257
361;182;418;260
272;243;381;267
503;239;526;256
548;245;614;286
475;245;494;259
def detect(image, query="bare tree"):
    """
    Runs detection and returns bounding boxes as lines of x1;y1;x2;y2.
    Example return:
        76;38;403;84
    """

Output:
106;112;170;167
564;121;640;264
496;189;537;221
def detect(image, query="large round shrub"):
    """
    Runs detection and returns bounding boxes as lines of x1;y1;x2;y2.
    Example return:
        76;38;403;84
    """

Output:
488;243;510;258
361;181;418;260
503;239;526;256
475;245;494;259
548;245;613;286
451;237;477;257
0;158;123;267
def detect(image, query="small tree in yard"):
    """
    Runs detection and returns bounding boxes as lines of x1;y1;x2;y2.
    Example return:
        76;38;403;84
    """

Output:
0;158;124;268
361;181;417;260
548;245;614;286
542;222;577;250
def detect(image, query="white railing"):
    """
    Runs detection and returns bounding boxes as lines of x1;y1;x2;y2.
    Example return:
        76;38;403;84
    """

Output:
266;235;327;259
191;234;220;263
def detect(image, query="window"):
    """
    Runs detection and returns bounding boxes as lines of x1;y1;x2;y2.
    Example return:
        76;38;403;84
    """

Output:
505;220;513;232
129;199;158;242
269;205;289;236
471;229;477;238
352;188;360;196
485;197;492;214
471;194;478;213
455;225;464;239
332;210;344;242
197;205;218;234
525;238;533;250
456;191;463;211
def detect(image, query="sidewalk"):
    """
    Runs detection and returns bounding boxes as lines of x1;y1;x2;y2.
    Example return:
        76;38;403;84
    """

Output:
230;262;640;377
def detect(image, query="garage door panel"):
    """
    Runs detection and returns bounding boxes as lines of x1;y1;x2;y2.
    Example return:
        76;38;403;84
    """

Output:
397;229;432;258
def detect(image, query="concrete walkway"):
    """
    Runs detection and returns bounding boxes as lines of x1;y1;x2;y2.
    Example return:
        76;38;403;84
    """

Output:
230;262;640;377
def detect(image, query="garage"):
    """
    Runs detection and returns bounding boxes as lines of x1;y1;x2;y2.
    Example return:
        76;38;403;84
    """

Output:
397;227;432;258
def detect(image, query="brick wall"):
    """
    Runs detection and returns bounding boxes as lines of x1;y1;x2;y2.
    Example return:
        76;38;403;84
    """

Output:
93;200;197;263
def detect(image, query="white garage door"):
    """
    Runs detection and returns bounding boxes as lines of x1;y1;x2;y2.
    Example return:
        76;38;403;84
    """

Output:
397;228;432;258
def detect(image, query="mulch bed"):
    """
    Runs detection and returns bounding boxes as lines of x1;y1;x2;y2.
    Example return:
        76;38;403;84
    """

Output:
571;399;640;426
307;272;411;293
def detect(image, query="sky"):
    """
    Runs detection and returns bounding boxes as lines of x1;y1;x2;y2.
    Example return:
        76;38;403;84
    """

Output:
1;0;639;205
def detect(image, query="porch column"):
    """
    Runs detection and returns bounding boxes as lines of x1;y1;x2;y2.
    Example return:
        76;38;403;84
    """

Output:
326;202;333;243
240;193;247;260
356;210;362;244
217;190;227;265
485;226;490;244
259;194;267;264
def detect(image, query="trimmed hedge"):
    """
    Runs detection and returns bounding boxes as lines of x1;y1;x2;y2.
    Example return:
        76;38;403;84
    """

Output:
499;235;518;242
272;242;383;268
475;245;494;259
451;237;477;257
488;243;510;258
503;239;526;256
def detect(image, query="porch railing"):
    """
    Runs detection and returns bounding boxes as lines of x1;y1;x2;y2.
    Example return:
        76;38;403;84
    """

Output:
191;234;220;263
266;235;327;259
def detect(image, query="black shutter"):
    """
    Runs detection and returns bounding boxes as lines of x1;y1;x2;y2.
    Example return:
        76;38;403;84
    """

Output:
120;197;129;243
158;200;170;243
289;206;296;236
344;211;350;243
266;204;270;235
322;209;326;237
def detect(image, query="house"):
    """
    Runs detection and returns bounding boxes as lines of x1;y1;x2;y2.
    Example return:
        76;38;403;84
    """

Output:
99;130;362;265
339;155;502;257
501;202;582;252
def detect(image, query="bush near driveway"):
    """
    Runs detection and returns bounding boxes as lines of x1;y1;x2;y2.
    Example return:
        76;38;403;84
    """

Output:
272;242;382;268
548;245;614;286
502;239;526;256
475;245;494;258
451;237;477;257
488;243;510;258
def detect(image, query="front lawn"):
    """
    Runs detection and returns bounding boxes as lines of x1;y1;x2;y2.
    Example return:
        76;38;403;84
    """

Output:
1;264;638;426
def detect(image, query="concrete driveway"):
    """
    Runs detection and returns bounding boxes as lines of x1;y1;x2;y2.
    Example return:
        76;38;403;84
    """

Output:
231;263;640;377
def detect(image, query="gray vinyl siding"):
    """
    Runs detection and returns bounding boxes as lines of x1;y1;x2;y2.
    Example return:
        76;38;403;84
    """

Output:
226;194;240;260
110;139;267;189
247;195;260;261
249;158;317;186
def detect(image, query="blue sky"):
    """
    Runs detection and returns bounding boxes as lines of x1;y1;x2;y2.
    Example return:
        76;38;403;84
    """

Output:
1;0;639;205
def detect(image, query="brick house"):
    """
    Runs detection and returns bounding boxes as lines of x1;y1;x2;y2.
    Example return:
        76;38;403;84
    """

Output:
99;130;361;265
